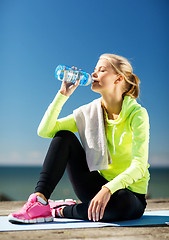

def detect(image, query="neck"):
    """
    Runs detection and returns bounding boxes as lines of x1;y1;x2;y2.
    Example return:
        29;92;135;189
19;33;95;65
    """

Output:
101;92;123;120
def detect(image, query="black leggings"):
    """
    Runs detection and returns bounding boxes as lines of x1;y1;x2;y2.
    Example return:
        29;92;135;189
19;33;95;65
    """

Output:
35;130;146;222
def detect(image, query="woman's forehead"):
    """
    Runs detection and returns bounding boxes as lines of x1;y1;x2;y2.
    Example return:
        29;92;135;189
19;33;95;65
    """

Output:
95;58;111;69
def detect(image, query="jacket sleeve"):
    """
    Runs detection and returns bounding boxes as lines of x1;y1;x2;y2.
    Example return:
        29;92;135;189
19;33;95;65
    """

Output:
104;108;150;194
37;91;78;138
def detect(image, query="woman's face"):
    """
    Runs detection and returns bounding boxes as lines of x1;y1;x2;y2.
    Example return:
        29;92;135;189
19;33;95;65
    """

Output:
91;58;120;94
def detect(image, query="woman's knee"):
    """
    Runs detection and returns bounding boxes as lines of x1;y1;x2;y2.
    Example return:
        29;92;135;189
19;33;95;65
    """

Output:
53;130;77;143
54;130;75;138
53;130;81;150
111;189;136;210
104;189;145;221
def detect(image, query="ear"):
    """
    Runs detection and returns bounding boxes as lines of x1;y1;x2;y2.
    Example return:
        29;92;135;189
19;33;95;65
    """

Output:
114;75;124;84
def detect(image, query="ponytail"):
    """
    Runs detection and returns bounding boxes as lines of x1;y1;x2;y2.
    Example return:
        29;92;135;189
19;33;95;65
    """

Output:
122;73;140;99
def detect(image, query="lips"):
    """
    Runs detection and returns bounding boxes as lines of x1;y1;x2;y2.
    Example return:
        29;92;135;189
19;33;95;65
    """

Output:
92;79;99;83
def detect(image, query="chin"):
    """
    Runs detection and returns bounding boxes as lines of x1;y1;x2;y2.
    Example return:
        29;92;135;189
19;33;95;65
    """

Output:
91;85;101;93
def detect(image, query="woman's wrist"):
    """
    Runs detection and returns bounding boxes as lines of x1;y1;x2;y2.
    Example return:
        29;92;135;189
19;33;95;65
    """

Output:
101;186;111;194
59;90;70;97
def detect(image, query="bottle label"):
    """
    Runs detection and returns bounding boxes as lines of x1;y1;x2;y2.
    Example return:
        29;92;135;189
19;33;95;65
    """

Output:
63;69;79;83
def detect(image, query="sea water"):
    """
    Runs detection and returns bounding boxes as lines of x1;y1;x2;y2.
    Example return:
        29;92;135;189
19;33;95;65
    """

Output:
0;166;169;201
0;166;77;201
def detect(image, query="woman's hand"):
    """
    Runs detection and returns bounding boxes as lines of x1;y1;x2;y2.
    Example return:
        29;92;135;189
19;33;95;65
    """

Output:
88;187;111;222
60;66;81;97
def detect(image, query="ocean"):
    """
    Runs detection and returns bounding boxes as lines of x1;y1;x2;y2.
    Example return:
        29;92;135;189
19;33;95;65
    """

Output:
0;166;169;201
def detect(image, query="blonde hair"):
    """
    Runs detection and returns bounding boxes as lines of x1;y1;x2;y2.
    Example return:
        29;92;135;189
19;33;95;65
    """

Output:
99;53;140;99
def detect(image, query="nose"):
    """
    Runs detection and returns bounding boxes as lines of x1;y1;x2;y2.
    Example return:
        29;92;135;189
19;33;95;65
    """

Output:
92;71;98;78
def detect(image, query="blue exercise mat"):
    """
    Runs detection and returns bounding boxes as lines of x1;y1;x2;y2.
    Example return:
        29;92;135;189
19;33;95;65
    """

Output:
0;210;169;232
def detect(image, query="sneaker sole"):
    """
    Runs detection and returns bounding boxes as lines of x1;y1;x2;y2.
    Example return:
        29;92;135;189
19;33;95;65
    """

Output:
8;214;53;224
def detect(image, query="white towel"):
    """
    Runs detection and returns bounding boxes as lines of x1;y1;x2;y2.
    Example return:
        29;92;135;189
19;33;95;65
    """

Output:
73;98;112;171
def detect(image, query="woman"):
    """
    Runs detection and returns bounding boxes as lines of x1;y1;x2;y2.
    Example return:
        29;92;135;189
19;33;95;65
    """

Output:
8;53;150;223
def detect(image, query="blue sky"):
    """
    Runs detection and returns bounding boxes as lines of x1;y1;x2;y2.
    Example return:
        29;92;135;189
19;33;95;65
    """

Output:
0;0;169;167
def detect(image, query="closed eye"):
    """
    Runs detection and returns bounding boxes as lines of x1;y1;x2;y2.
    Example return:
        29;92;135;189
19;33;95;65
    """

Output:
94;66;107;72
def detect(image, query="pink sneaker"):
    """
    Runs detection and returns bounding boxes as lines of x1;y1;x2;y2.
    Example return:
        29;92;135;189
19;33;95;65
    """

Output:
49;199;76;218
8;193;53;224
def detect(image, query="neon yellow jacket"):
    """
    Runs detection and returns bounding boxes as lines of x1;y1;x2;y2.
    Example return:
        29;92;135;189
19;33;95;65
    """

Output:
37;91;150;195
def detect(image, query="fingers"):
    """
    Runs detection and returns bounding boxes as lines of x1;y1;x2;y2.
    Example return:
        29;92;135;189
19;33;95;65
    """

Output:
75;78;80;86
88;201;93;221
71;66;81;71
91;201;98;222
71;66;77;70
71;66;81;86
59;66;81;97
100;203;106;220
95;201;102;221
88;200;103;222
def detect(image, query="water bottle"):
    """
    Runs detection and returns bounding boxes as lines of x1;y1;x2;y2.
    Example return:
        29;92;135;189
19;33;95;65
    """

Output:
55;65;92;86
